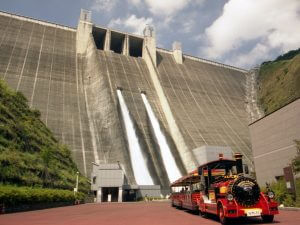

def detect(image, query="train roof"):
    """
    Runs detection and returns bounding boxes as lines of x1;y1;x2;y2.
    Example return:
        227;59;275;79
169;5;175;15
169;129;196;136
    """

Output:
170;169;199;187
170;159;236;187
198;159;236;169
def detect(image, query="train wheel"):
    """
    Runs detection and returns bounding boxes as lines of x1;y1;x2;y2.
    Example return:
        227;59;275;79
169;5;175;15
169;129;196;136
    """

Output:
177;201;183;209
218;205;228;225
199;210;207;218
262;215;274;223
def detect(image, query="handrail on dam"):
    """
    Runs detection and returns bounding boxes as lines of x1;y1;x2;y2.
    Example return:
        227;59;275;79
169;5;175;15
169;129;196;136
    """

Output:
156;47;248;73
145;47;161;78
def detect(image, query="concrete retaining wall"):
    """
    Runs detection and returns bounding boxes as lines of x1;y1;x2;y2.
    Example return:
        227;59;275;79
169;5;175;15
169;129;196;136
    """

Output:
250;99;300;185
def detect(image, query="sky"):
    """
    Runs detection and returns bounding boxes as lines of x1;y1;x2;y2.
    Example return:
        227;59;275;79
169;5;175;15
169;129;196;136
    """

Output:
1;0;300;69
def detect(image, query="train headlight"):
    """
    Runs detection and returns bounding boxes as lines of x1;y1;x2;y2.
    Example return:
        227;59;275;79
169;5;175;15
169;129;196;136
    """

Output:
220;186;228;194
227;193;234;201
267;191;275;199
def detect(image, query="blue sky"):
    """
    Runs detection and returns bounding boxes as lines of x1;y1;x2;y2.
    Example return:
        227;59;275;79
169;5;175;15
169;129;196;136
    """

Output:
1;0;300;69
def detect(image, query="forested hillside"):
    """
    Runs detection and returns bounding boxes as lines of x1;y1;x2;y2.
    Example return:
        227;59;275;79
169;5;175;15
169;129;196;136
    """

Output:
258;48;300;114
0;79;89;192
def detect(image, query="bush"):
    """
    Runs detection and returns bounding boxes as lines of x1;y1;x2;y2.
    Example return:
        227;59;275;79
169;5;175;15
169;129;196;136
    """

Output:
275;48;300;62
295;179;300;207
268;178;298;207
292;140;300;173
0;185;85;207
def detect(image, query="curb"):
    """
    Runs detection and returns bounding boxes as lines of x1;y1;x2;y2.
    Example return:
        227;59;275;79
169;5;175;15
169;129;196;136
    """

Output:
279;207;300;211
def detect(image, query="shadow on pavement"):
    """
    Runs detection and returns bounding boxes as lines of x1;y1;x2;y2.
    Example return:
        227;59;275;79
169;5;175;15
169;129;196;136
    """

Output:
182;209;281;225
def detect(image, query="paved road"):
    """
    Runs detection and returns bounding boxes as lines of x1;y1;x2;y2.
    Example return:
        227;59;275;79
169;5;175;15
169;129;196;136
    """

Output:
0;202;299;225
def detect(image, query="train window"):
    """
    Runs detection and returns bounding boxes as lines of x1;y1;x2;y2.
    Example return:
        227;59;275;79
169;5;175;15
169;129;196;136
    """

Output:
192;182;201;192
244;164;249;174
171;186;186;193
230;166;237;175
198;168;202;175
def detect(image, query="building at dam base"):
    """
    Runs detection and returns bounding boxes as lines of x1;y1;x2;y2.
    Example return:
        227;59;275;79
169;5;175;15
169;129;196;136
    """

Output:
0;9;263;191
250;98;300;186
91;163;162;202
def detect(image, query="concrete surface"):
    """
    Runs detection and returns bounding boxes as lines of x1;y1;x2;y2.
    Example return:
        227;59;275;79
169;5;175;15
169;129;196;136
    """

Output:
0;202;298;225
156;51;253;168
0;10;256;188
0;12;94;176
250;98;300;185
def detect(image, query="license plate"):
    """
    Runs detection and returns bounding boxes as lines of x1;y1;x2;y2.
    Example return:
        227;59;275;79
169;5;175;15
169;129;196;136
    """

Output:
245;209;262;217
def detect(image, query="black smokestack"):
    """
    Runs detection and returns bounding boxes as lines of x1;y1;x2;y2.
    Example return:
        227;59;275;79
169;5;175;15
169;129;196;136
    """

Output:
235;153;243;174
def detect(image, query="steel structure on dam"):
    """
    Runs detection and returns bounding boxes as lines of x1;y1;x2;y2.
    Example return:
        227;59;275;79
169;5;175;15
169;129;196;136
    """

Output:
0;9;263;190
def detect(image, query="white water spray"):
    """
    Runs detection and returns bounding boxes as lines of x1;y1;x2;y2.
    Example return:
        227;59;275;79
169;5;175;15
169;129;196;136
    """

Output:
141;93;181;183
117;90;154;185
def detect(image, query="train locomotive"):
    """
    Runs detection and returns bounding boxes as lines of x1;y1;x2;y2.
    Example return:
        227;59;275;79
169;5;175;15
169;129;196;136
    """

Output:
170;153;279;224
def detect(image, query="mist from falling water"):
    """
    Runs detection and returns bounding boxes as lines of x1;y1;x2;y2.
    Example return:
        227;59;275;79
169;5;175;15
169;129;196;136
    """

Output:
141;93;181;183
117;90;154;185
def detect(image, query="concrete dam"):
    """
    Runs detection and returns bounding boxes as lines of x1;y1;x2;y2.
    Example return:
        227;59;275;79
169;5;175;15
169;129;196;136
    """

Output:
0;10;262;190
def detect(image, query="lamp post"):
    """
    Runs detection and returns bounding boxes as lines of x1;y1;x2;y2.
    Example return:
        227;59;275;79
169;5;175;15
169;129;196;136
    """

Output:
73;171;80;204
76;171;79;192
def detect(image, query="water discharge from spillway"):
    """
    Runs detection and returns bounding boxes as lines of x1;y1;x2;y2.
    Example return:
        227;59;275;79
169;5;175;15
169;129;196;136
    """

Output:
117;90;154;185
141;93;181;183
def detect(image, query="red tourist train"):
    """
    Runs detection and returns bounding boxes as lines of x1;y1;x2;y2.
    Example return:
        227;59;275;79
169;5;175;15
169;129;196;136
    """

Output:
170;153;279;224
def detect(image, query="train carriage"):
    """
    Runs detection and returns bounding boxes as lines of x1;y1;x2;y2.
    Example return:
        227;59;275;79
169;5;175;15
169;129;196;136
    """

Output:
170;153;279;224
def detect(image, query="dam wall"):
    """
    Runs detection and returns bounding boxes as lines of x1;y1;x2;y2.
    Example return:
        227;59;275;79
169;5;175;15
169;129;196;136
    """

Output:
0;10;254;187
82;34;137;184
156;50;253;167
94;49;186;188
0;12;94;175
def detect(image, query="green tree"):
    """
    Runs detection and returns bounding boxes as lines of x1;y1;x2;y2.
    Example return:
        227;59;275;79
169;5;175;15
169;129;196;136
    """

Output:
41;149;52;187
292;140;300;173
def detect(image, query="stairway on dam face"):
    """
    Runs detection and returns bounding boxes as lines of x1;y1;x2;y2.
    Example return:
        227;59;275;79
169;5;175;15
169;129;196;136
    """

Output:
245;69;264;123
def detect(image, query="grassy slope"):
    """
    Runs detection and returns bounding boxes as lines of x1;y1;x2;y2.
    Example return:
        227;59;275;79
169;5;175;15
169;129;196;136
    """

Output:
0;80;89;192
258;51;300;115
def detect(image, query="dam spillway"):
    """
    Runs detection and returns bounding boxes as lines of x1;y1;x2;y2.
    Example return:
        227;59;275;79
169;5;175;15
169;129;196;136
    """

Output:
0;9;259;190
141;93;181;183
117;89;153;185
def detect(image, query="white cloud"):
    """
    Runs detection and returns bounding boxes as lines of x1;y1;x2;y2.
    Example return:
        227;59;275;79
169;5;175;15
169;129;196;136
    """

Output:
202;0;300;67
194;0;206;6
182;20;195;33
91;0;118;12
108;15;153;35
144;0;191;16
127;0;141;5
128;0;205;16
225;43;270;68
